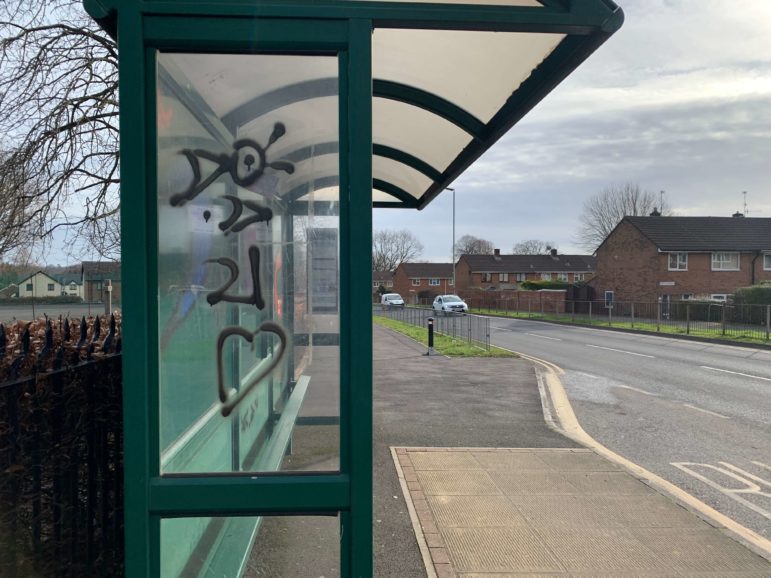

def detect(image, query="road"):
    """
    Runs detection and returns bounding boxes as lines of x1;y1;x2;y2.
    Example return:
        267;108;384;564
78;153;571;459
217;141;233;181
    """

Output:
488;316;771;539
0;303;113;324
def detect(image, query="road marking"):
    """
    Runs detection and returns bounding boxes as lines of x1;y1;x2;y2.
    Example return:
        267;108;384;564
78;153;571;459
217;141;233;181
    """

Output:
617;385;660;397
752;461;771;473
524;332;562;341
701;366;771;383
672;462;771;521
586;344;655;358
682;403;730;419
720;462;771;490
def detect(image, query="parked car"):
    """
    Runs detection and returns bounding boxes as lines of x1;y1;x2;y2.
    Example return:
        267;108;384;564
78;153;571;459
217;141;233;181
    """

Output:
432;294;468;315
380;293;405;309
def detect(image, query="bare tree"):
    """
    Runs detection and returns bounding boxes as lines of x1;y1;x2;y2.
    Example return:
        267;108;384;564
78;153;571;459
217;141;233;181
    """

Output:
0;1;120;260
454;234;494;256
372;229;423;272
577;183;670;252
512;239;555;255
0;149;38;259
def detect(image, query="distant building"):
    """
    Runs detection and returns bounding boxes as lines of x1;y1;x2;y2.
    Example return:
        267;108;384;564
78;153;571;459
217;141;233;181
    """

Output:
81;261;122;304
392;263;454;304
0;283;18;299
17;271;64;299
591;215;771;303
455;249;595;290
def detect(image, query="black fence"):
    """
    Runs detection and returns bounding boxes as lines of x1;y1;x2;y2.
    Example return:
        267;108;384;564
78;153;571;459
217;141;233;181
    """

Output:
0;316;123;577
374;306;490;350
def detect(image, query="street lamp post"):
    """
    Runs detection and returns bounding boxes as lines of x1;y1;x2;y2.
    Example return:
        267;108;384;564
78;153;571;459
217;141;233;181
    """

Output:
446;187;455;289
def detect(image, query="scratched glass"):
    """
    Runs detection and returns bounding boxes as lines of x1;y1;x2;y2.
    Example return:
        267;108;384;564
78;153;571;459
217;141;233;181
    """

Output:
161;515;340;577
157;53;340;474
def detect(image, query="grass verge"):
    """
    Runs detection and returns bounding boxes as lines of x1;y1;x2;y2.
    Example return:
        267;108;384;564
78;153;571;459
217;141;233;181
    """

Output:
373;315;516;357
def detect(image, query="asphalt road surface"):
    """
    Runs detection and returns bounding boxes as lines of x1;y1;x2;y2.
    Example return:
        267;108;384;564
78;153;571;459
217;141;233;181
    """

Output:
0;303;113;324
489;316;771;539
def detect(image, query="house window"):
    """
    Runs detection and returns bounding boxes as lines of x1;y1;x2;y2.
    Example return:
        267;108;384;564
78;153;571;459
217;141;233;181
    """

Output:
764;254;771;270
515;273;526;282
448;279;454;286
428;278;440;286
540;273;552;281
96;281;102;291
373;281;379;288
26;283;32;291
574;273;585;282
711;252;739;271
47;283;55;291
681;294;693;300
70;282;76;290
411;279;420;286
604;290;614;308
481;272;492;282
711;294;728;301
557;273;568;282
668;252;688;271
385;281;393;287
499;273;508;282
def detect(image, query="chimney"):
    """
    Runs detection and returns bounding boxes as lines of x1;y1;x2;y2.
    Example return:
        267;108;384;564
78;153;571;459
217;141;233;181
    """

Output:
732;211;744;218
550;248;557;257
649;207;661;216
493;248;501;260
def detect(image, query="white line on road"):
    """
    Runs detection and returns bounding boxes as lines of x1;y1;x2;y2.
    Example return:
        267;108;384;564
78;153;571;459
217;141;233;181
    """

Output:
524;332;562;341
616;385;660;397
586;344;655;358
682;403;730;419
701;366;771;383
752;461;771;473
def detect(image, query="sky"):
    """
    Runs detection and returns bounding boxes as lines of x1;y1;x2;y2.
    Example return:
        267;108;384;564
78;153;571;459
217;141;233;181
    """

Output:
373;0;771;262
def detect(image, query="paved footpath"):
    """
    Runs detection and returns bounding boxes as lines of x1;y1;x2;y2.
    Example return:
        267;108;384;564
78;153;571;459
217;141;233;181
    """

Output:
374;324;771;577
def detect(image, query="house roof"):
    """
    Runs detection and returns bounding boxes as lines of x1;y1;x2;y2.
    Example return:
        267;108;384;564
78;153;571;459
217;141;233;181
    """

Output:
372;270;394;282
399;262;453;278
461;254;596;273
17;270;61;285
57;273;82;285
82;261;121;281
625;216;771;252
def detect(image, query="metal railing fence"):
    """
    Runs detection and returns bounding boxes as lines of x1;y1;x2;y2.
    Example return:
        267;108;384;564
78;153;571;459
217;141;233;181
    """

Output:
466;298;771;342
373;306;490;350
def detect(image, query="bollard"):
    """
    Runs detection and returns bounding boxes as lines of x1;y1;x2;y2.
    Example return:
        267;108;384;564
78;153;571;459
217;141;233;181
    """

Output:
426;317;435;356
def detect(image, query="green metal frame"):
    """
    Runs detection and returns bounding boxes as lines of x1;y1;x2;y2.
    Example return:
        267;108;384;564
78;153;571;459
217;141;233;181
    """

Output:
82;1;622;576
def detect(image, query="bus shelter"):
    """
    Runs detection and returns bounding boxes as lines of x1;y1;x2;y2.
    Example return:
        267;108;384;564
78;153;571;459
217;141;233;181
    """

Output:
83;1;623;575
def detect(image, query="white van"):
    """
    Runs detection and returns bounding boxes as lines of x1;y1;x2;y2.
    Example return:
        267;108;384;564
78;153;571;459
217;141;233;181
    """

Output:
380;293;405;309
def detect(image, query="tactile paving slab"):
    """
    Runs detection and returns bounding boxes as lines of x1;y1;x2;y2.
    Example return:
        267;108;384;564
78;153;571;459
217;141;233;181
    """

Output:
487;470;577;495
535;528;672;573
441;527;563;574
427;494;527;528
535;451;622;471
409;450;482;471
417;469;501;496
470;451;552;471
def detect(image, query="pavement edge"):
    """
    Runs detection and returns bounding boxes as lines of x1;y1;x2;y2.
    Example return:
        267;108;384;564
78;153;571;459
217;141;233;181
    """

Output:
518;349;771;563
389;447;440;578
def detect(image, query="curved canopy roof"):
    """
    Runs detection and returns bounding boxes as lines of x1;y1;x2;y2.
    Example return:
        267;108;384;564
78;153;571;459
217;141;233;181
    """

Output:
88;0;623;209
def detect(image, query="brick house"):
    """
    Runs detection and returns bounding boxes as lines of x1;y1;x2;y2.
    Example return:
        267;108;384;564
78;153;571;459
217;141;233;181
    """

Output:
591;215;771;304
81;261;122;304
372;270;394;301
455;249;596;291
392;263;454;304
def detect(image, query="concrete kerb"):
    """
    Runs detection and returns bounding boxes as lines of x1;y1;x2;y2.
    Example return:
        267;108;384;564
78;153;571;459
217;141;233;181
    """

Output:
514;347;771;563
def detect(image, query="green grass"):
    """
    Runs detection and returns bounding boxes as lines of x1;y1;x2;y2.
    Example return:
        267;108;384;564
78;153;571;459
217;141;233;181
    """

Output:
373;315;516;357
468;308;771;347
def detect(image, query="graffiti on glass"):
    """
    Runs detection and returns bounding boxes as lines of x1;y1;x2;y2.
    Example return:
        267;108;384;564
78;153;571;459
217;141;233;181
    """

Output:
167;123;290;417
170;122;294;207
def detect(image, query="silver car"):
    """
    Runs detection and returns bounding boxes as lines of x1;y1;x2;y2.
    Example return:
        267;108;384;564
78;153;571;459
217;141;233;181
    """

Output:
432;294;468;315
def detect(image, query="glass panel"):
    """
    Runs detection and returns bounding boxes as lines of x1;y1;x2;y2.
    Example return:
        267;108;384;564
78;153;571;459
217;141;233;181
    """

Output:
161;515;340;578
157;52;340;474
374;29;564;123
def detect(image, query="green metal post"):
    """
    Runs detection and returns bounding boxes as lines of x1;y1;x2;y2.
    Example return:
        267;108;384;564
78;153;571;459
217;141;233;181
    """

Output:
341;18;373;577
